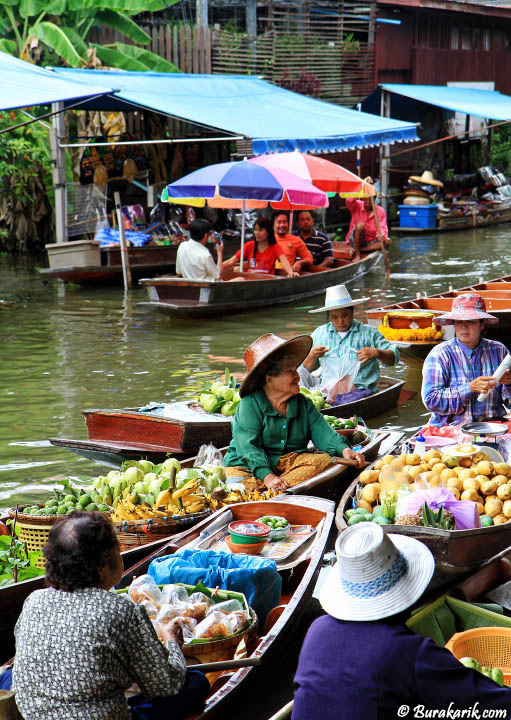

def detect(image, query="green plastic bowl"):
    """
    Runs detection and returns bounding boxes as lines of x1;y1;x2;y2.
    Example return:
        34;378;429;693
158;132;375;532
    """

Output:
228;520;271;545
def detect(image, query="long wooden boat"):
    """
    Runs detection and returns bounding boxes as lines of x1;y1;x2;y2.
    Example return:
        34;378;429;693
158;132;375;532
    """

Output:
336;474;511;577
366;273;511;358
138;251;382;317
392;205;511;234
38;237;241;285
118;496;334;720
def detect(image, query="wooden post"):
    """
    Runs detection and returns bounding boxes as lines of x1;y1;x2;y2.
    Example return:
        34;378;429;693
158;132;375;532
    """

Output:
0;690;23;720
379;88;390;214
50;102;67;243
114;191;132;291
370;195;391;277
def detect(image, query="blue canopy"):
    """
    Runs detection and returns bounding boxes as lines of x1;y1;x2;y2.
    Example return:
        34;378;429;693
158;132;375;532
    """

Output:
381;84;511;120
0;51;112;111
51;69;418;154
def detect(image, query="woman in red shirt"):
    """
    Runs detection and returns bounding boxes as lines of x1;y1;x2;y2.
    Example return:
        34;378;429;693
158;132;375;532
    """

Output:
222;216;298;277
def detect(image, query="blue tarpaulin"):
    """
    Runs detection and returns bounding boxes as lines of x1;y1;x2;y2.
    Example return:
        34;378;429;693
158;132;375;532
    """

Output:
51;69;418;154
0;51;112;111
380;84;511;120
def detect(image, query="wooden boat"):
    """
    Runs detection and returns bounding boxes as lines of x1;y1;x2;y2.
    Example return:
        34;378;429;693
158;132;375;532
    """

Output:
38;236;241;285
392;205;511;234
49;377;406;464
118;495;334;719
366;273;511;358
336;475;511;578
138;251;382;317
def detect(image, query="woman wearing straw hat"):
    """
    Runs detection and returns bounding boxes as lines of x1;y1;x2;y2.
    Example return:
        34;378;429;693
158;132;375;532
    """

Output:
300;284;399;399
292;523;511;720
422;293;511;425
223;333;364;493
345;177;391;261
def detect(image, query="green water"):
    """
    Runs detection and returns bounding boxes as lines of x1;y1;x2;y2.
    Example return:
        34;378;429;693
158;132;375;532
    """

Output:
1;225;511;508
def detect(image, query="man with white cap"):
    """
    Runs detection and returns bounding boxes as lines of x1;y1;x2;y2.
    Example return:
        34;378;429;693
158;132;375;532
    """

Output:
292;523;511;720
300;284;399;397
422;293;511;425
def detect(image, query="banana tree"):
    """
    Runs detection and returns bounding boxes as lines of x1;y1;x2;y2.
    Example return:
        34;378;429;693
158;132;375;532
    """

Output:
0;0;181;71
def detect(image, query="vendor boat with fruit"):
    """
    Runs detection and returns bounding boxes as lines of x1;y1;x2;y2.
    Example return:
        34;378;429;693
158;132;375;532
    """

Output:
365;273;511;357
336;445;511;574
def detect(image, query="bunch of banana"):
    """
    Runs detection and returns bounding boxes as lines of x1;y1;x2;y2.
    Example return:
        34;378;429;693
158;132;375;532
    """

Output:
151;478;207;516
111;488;169;523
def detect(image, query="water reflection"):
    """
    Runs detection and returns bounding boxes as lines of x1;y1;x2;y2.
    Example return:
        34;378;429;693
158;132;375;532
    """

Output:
1;224;511;506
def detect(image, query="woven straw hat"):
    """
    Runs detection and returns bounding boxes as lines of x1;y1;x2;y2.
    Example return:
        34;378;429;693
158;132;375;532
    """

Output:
408;170;444;187
309;284;368;314
434;293;498;326
319;523;435;621
239;333;312;398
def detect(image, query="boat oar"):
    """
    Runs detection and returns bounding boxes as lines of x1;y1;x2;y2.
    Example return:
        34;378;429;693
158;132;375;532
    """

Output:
266;700;294;720
187;656;262;673
331;456;367;468
370;195;391;278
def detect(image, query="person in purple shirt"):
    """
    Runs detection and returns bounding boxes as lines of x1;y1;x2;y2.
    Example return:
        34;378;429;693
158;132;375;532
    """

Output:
421;293;511;425
292;523;511;720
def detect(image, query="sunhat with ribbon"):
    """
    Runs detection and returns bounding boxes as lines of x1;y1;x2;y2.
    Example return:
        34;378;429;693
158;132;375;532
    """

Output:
240;333;312;397
408;170;444;187
319;522;435;621
309;284;369;314
434;293;499;326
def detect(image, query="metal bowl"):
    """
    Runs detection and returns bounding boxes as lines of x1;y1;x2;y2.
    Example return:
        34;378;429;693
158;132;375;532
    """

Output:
461;421;508;437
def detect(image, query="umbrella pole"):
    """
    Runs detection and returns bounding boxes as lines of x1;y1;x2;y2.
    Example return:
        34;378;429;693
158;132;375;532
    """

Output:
370;195;390;277
289;209;294;233
240;198;246;272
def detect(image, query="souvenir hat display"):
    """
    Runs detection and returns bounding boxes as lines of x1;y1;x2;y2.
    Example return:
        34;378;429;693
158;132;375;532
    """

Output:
404;170;443;205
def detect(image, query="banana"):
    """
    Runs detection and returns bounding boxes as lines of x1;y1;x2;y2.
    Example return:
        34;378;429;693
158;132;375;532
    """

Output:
154;489;171;508
185;501;206;514
171;480;201;504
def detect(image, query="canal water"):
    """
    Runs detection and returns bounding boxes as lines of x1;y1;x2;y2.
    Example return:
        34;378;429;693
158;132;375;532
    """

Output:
1;225;511;509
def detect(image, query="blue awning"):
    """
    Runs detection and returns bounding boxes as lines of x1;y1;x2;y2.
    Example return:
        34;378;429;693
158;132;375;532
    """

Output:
381;84;511;120
0;51;112;111
51;69;418;154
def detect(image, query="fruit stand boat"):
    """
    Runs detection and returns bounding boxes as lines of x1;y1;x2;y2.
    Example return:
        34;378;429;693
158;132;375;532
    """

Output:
49;377;407;465
138;251;382;318
365;273;511;358
118;495;334;720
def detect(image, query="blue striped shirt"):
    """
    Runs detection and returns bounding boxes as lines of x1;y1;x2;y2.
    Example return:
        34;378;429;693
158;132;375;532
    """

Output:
310;320;399;392
422;337;511;426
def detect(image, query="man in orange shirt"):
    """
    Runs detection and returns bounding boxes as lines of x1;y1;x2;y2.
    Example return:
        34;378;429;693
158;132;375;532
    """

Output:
345;177;391;261
273;212;313;272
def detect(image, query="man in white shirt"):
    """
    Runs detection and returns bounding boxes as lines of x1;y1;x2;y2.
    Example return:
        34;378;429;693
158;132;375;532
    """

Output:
175;219;223;281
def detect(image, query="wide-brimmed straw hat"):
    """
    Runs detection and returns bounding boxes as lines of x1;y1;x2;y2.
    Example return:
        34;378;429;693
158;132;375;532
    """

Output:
408;170;444;187
319;523;435;622
434;293;499;326
239;333;312;398
309;284;368;314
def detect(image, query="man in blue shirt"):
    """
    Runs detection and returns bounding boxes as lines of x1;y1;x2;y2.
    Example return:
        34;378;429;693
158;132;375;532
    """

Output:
293;210;333;268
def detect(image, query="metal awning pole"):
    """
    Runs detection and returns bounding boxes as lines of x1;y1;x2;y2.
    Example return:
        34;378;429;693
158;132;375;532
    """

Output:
114;191;132;290
240;198;246;272
50;102;67;244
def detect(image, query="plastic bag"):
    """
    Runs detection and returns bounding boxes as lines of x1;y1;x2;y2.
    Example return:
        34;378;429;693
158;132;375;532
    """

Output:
319;355;360;403
157;616;197;645
228;610;249;633
148;549;281;626
206;599;243;615
194;610;235;640
189;591;214;606
195;443;225;468
139;599;159;619
161;584;189;605
128;575;163;606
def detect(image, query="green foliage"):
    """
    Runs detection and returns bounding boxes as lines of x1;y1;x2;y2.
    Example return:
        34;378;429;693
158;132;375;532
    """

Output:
490;125;511;175
0;534;45;587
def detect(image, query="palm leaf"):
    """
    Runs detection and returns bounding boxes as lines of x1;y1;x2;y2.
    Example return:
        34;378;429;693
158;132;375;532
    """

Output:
67;0;173;12
0;38;16;53
113;42;181;73
94;10;151;45
93;44;149;71
19;0;66;18
31;21;83;66
0;1;20;7
60;26;88;60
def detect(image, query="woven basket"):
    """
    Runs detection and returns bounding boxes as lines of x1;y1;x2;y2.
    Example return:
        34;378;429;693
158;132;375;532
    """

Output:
182;609;258;665
114;509;211;552
445;627;511;686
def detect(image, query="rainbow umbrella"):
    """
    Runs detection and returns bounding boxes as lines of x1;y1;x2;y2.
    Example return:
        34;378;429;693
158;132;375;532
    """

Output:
162;159;328;268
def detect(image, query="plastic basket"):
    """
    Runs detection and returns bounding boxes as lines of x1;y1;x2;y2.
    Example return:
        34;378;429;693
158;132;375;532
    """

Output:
445;627;511;685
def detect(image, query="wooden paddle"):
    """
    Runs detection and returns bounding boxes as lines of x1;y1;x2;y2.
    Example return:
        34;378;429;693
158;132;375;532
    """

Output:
370;195;391;277
331;456;367;468
187;656;261;672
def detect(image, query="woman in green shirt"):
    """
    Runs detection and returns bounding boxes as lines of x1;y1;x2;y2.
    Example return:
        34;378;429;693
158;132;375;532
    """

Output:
224;333;365;493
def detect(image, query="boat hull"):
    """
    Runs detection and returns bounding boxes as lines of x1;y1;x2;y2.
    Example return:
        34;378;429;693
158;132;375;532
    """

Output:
138;252;382;317
392;206;511;234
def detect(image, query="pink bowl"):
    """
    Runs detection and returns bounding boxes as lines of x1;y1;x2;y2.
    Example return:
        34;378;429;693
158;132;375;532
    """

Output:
423;436;456;448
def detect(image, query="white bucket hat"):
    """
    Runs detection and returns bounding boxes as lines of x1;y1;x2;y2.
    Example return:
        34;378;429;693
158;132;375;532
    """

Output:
319;523;435;621
309;284;368;314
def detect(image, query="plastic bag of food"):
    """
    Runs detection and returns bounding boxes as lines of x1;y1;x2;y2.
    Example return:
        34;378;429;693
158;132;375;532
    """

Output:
188;591;213;606
161;584;189;605
227;610;249;633
195;443;225;468
155;602;190;626
139;600;159;619
320;355;360;403
194;610;235;640
128;575;163;606
157;616;197;645
206;599;243;615
182;601;209;621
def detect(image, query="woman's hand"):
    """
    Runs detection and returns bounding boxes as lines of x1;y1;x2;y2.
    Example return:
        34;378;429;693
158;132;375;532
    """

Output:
264;473;289;493
342;447;365;468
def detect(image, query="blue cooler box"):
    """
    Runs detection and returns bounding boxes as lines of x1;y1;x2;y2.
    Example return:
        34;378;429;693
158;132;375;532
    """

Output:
399;204;437;229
